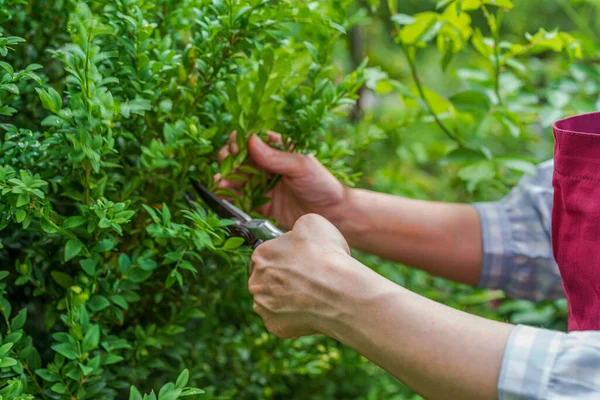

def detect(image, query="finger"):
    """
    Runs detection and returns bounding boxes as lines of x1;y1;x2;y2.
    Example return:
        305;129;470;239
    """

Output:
248;134;306;177
293;214;350;254
266;131;294;151
218;146;230;164
266;131;283;145
228;131;240;156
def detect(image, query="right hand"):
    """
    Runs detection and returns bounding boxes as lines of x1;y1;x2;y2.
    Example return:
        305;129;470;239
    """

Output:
216;132;347;230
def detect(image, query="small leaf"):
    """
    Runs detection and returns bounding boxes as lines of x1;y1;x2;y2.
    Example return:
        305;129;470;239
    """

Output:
82;325;100;351
88;295;110;312
391;13;416;26
79;363;93;376
40;218;58;234
63;216;87;229
10;308;26;330
15;210;26;223
51;271;73;289
80;259;97;276
222;237;245;250
93;239;114;253
50;382;67;394
129;386;143;400
176;369;189;389
0;343;13;356
51;342;78;360
36;368;59;382
65;239;84;262
162;204;171;227
111;295;128;309
118;253;131;274
0;357;17;368
16;193;29;207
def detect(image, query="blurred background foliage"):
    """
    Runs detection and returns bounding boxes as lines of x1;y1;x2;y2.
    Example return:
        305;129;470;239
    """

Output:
322;0;598;398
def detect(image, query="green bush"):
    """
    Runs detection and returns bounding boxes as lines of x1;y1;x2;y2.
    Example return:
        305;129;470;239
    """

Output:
0;0;595;398
0;1;376;398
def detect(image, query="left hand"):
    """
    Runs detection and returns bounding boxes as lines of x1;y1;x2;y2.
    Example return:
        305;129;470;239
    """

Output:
248;213;357;339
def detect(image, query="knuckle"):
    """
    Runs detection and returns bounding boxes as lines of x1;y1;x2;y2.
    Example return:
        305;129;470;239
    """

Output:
294;213;322;231
251;245;267;266
247;278;259;295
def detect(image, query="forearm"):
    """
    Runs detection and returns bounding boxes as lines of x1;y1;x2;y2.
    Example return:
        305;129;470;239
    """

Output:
323;259;513;400
331;188;483;285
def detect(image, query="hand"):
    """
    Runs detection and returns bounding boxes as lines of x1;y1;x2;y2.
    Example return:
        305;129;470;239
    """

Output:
248;214;360;339
217;132;347;230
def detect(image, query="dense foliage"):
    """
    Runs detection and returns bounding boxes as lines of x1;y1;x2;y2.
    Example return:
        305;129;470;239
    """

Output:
0;0;373;398
0;0;598;399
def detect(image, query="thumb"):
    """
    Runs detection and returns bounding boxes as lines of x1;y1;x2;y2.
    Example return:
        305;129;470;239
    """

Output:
248;134;305;177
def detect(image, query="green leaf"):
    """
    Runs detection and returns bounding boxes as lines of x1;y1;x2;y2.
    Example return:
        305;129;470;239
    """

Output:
444;148;487;163
79;362;93;376
111;295;128;309
176;369;189;389
88;295;110;312
329;21;346;34
220;156;233;178
10;308;26;331
15;210;26;223
16;193;29;207
36;369;59;382
0;357;17;368
304;41;319;63
391;13;416;26
93;239;114;253
118;253;131;274
82;325;100;351
64;239;84;262
0;343;13;356
222;237;245;250
104;354;124;364
80;259;97;276
180;388;205;396
50;382;67;394
63;216;87;229
458;161;496;192
162;204;171;227
35;87;62;113
142;205;160;224
129;386;143;400
51;271;73;288
40;218;58;234
0;271;9;281
51;342;78;360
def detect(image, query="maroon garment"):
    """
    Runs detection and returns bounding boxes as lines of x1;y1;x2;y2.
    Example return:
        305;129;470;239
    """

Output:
552;112;600;331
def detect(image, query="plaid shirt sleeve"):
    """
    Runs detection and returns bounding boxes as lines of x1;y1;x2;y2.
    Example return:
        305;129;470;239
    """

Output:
473;159;565;301
473;160;600;398
499;325;600;399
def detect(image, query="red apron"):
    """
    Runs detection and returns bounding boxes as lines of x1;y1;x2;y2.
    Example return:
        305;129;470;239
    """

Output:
552;112;600;331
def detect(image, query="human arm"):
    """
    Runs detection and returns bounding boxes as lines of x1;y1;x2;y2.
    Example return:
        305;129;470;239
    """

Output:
249;214;600;400
224;134;483;285
249;214;512;400
225;135;562;295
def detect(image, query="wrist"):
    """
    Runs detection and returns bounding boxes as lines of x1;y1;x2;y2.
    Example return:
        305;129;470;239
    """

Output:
316;254;399;340
325;188;374;248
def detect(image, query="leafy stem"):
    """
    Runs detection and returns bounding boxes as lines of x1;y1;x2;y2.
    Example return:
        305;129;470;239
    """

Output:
24;362;49;400
483;6;504;106
399;42;463;146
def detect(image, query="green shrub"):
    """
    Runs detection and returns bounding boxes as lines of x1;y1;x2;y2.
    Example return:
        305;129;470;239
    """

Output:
0;1;376;398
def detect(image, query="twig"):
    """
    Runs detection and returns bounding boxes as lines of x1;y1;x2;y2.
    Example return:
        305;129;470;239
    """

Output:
399;42;463;146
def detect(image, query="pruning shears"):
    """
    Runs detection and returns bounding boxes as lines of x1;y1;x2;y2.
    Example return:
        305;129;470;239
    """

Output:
186;179;284;248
